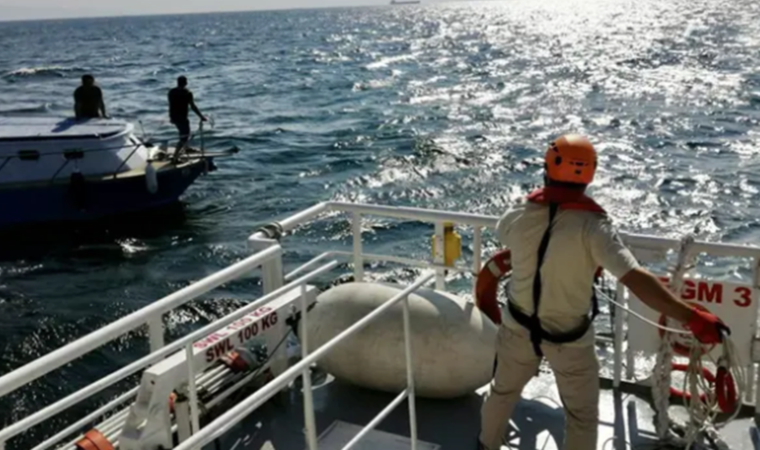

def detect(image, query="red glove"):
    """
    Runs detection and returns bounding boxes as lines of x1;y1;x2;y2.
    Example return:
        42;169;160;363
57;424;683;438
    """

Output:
686;308;730;345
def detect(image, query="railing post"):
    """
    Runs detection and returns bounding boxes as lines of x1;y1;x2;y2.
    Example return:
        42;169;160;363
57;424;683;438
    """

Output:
264;254;287;376
613;281;625;388
402;294;417;449
352;212;364;282
261;255;284;296
251;236;288;377
746;246;758;404
623;286;635;381
300;285;319;450
147;315;165;352
752;257;760;411
472;227;482;300
433;222;445;291
747;363;756;405
756;362;760;421
175;397;193;443
200;120;207;175
185;343;201;439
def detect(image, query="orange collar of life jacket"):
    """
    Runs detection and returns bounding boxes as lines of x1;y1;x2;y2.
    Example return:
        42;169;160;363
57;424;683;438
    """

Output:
526;186;606;214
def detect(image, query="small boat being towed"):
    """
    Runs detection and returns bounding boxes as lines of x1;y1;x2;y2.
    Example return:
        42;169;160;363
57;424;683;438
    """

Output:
0;116;237;229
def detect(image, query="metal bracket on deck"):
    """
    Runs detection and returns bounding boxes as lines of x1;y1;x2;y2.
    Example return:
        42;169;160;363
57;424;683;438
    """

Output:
119;286;317;450
251;223;285;244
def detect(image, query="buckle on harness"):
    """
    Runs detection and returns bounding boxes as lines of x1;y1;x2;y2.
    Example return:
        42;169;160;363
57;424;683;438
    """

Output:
507;301;594;354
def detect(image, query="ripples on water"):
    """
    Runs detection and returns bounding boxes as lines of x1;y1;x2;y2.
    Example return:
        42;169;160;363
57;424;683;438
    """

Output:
2;0;760;446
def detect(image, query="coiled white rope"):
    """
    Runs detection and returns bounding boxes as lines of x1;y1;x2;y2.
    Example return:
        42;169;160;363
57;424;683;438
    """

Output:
595;234;747;450
598;287;746;447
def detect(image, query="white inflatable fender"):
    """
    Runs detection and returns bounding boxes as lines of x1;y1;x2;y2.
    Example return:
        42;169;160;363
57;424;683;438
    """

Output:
306;282;498;399
145;161;158;194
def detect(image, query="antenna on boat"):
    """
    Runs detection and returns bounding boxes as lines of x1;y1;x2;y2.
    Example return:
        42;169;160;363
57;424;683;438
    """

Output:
138;120;147;139
137;119;156;147
200;118;207;175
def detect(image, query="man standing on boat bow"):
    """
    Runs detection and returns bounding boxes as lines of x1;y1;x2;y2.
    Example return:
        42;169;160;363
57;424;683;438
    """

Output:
478;134;730;450
168;75;207;161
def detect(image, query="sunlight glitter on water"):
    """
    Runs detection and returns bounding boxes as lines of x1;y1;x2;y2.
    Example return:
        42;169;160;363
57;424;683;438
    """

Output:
3;1;760;443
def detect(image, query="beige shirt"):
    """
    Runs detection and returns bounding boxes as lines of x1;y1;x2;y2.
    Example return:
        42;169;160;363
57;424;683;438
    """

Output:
496;199;640;346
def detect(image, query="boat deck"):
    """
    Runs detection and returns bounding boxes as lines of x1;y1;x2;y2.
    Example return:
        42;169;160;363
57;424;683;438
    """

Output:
1;202;758;450
213;368;757;450
0;116;130;141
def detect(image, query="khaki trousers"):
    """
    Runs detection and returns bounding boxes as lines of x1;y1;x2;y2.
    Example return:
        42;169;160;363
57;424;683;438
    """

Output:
479;324;600;450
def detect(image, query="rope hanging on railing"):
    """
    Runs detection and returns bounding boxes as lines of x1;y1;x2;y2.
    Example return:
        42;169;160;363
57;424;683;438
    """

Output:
597;234;747;450
653;234;694;446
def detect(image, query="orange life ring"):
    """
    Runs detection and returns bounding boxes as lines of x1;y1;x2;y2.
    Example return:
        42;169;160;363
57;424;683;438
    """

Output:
475;249;512;325
716;366;738;413
668;362;737;414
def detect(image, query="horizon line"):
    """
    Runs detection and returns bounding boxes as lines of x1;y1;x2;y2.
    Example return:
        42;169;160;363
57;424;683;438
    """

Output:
0;1;445;24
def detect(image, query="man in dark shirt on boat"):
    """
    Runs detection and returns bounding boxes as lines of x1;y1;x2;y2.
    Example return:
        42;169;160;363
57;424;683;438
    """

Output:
74;74;107;119
168;76;207;161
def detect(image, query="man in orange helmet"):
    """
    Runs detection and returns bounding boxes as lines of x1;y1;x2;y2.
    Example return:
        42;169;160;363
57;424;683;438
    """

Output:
478;134;729;450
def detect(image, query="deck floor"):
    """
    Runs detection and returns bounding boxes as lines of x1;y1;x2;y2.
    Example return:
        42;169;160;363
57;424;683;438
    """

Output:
211;368;758;450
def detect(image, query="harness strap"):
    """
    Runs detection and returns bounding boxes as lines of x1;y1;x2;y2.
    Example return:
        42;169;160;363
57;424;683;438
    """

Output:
507;302;596;345
528;203;558;357
514;202;600;357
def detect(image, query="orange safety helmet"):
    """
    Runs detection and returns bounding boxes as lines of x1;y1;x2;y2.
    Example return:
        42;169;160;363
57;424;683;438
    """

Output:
544;134;597;185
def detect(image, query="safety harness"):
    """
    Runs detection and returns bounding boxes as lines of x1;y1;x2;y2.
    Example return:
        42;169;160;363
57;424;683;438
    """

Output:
506;187;606;357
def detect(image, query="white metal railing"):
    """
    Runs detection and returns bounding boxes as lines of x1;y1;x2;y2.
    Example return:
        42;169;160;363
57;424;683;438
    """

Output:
0;245;282;398
0;244;336;449
285;250;476;282
173;273;435;450
0;261;337;449
267;201;760;290
265;201;760;415
5;200;760;450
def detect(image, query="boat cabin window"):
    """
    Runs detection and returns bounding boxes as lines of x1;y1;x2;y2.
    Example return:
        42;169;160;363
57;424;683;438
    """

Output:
64;149;85;160
18;150;40;161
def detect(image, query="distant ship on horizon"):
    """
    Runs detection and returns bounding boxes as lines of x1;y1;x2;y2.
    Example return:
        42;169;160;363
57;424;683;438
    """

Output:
390;0;421;4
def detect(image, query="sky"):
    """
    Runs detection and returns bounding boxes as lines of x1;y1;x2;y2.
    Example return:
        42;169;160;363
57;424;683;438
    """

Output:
0;0;399;21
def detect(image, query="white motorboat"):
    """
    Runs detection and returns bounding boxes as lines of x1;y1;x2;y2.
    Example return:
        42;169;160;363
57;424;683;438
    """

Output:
0;116;237;229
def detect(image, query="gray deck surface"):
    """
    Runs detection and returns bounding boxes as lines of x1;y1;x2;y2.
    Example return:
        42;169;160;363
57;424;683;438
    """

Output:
208;368;759;450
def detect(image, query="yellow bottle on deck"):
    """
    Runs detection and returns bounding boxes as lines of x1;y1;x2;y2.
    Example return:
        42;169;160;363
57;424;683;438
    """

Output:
432;222;462;267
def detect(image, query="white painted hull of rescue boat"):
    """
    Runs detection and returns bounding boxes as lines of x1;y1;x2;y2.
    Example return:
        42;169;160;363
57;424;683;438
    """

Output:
307;282;498;399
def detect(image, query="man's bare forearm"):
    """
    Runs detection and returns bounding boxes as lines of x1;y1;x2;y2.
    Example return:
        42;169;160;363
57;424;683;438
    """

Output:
191;103;204;119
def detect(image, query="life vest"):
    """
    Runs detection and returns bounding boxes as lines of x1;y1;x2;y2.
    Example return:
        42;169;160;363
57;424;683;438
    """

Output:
475;186;606;357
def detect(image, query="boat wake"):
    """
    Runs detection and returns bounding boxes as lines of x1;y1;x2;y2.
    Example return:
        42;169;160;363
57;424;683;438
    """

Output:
2;66;86;79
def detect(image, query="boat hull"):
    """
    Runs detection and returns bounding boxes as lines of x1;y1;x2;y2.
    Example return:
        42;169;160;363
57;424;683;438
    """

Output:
0;159;209;229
